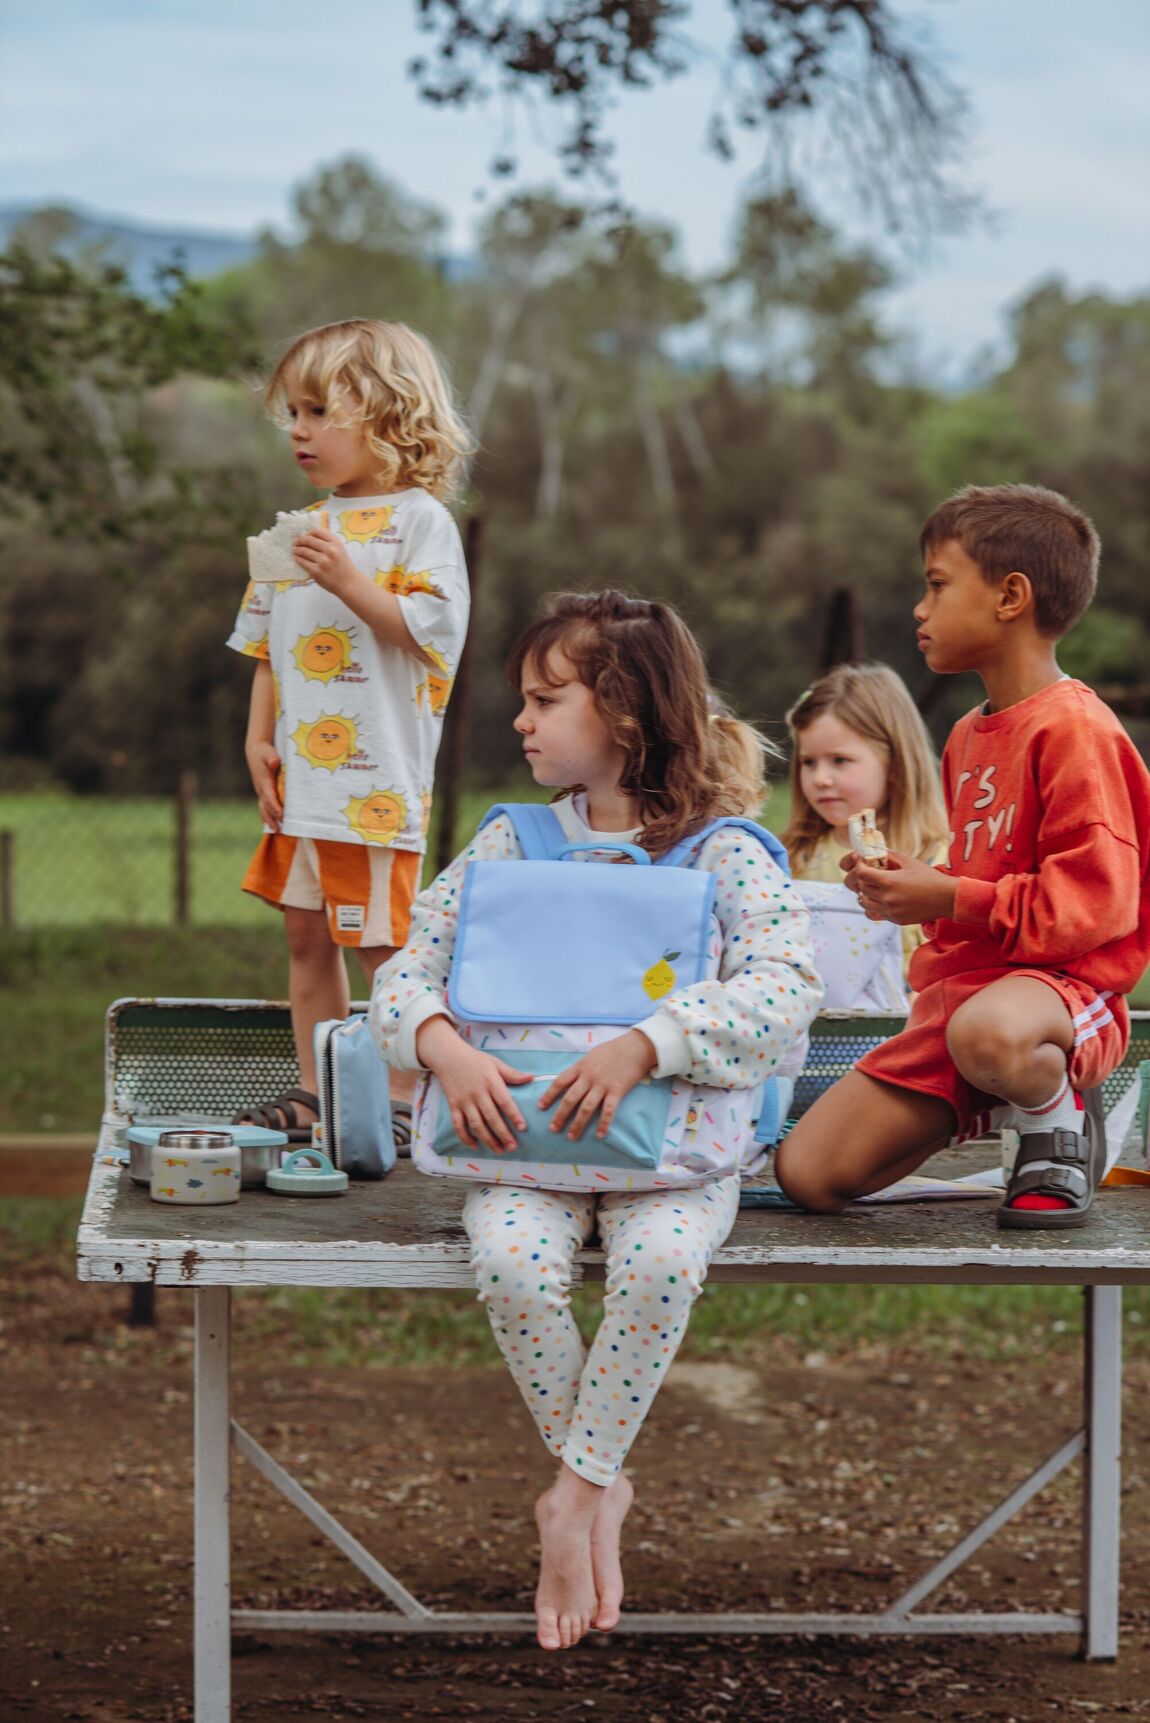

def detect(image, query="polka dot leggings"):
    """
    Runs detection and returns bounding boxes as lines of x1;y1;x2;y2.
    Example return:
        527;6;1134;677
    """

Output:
462;1177;741;1488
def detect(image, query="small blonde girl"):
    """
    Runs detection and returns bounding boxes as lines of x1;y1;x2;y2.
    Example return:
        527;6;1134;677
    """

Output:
371;591;820;1653
230;319;472;1140
782;662;949;970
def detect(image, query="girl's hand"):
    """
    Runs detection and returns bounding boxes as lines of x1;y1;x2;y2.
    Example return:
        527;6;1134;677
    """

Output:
844;851;958;925
246;740;282;830
291;527;360;596
417;1018;533;1152
538;1030;658;1141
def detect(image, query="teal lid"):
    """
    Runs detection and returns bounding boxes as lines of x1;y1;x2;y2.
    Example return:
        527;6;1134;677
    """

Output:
266;1146;348;1196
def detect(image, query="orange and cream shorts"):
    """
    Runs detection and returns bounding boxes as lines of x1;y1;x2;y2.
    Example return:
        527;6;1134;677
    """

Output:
855;967;1129;1135
243;834;420;949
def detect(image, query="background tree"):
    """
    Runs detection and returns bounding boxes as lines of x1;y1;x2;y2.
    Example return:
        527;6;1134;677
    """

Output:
4;158;1149;796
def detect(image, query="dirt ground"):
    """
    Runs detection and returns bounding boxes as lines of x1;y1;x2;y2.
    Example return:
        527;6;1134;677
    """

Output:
4;1266;1150;1723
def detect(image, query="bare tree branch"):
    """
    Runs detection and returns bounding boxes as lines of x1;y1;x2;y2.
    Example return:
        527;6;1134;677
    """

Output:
410;0;971;237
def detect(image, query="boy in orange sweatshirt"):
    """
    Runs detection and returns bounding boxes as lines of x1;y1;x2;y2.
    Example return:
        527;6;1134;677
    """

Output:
777;483;1150;1229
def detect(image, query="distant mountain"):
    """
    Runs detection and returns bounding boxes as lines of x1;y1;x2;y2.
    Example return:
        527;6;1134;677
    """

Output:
0;202;256;291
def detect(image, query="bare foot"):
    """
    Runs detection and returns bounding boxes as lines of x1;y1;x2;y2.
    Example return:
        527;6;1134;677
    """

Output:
590;1472;634;1631
533;1478;601;1651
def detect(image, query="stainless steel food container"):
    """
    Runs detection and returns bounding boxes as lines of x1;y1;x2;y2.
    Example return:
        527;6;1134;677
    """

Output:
127;1128;284;1189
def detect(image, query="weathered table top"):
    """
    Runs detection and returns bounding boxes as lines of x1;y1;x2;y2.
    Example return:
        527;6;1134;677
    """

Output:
76;1143;1150;1289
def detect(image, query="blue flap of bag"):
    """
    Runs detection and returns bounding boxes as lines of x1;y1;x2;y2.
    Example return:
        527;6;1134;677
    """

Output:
448;860;717;1025
447;804;787;1027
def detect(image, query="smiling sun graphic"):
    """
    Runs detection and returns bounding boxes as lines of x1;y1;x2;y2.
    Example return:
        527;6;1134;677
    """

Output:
344;790;408;846
292;715;359;771
338;506;393;544
374;563;443;598
415;672;453;716
292;625;354;683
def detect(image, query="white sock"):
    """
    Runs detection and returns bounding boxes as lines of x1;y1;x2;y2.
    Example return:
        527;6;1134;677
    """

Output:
1004;1074;1084;1137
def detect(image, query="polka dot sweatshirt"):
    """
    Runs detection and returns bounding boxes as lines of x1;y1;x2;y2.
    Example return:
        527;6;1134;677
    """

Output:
370;795;822;1091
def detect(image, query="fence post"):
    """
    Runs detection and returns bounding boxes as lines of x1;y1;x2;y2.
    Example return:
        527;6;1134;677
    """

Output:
175;771;196;928
0;830;12;929
434;517;485;877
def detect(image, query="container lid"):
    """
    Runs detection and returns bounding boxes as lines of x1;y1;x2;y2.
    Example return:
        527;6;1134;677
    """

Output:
266;1147;348;1196
127;1124;288;1150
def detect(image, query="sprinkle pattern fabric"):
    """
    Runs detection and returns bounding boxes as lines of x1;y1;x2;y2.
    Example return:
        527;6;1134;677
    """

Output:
463;1177;741;1485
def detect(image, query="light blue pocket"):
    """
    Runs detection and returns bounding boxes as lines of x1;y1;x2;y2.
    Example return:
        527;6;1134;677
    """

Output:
430;1048;674;1170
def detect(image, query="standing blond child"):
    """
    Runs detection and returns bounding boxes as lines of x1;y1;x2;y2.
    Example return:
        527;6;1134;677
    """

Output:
228;319;471;1137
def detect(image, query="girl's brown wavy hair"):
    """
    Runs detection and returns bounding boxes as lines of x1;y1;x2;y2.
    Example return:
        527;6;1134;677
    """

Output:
264;318;473;502
507;591;777;859
782;662;949;870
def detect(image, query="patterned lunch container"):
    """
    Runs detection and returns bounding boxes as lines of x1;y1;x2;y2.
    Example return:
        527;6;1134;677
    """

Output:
149;1130;241;1205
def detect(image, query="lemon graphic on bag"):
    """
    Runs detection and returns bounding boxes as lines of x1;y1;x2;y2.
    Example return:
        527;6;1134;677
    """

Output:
642;950;681;1001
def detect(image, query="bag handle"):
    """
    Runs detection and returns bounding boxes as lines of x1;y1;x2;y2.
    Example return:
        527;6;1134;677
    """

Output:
554;841;651;866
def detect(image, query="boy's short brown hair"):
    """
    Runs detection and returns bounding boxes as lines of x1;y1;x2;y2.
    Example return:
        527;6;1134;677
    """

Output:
920;483;1100;638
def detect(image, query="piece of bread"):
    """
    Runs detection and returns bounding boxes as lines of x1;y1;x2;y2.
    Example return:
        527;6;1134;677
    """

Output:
847;807;888;865
246;508;327;583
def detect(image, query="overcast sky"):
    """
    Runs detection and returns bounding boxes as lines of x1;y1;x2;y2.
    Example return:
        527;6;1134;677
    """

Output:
3;0;1148;378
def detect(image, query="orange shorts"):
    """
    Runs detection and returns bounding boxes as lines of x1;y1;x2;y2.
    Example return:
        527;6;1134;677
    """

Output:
243;834;420;949
855;968;1129;1135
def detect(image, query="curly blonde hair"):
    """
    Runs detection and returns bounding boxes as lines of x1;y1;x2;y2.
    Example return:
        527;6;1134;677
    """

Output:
782;662;948;871
507;590;779;859
264;318;472;502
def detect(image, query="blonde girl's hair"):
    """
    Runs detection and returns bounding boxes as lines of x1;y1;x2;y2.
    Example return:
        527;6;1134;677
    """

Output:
782;662;949;872
507;590;779;859
264;318;473;502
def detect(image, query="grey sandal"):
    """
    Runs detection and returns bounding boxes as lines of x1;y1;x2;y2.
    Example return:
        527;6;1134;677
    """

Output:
233;1088;320;1144
391;1099;413;1156
996;1086;1106;1230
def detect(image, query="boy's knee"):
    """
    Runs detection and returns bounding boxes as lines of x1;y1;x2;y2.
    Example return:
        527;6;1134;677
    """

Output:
946;1003;1030;1086
774;1142;851;1215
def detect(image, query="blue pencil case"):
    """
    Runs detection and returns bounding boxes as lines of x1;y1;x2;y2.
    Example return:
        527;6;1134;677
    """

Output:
428;1048;675;1170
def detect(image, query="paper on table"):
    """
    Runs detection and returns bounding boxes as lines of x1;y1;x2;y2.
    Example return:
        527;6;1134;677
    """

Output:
741;1175;995;1209
857;1175;995;1204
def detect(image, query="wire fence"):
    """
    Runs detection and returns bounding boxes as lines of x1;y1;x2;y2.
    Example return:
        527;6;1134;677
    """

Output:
0;776;525;930
0;777;268;928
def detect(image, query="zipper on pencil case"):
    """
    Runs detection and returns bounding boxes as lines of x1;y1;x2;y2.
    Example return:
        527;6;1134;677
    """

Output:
319;1026;341;1170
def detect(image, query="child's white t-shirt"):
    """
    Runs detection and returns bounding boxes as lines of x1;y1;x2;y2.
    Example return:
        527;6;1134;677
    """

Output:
227;489;468;853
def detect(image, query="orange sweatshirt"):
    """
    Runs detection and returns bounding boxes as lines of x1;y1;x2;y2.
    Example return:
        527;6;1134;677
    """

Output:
909;679;1150;1001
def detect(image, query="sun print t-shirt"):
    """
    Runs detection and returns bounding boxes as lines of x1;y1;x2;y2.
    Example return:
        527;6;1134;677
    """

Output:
227;489;468;853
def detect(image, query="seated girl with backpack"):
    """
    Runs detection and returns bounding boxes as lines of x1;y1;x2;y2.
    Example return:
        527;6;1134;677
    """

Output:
369;590;821;1652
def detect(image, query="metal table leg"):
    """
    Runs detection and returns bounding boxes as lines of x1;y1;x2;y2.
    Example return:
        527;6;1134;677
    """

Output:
195;1287;232;1721
1082;1284;1122;1661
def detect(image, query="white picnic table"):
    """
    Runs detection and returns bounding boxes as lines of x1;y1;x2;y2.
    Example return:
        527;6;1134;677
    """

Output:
76;999;1150;1723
